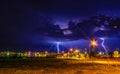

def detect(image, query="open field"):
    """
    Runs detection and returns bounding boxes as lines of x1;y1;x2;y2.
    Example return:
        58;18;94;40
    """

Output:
0;58;120;74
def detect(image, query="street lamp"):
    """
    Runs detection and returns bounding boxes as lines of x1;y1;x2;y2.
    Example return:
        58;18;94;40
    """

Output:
91;39;97;52
90;38;97;58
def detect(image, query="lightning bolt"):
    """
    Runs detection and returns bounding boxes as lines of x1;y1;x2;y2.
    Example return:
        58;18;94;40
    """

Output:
56;42;60;53
100;38;107;52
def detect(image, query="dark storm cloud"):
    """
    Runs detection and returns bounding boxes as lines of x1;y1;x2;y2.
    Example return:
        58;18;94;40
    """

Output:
0;0;120;48
34;15;120;40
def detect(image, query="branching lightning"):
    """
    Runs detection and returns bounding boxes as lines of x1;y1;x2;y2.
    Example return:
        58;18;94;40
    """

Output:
100;38;107;52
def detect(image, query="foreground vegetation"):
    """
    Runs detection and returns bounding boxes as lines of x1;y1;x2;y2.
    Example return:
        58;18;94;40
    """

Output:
0;58;120;74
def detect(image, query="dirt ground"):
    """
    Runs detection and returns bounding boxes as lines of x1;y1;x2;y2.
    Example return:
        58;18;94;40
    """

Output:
0;58;120;74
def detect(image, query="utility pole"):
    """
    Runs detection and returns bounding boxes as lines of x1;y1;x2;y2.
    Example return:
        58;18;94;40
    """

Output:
106;31;109;67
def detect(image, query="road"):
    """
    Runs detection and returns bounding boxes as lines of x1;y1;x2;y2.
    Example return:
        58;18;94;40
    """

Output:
57;57;120;65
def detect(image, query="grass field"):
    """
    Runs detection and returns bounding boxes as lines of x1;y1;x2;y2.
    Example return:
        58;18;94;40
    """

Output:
0;58;120;74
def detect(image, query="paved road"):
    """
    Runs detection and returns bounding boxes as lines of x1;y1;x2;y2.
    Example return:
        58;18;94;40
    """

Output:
57;57;120;65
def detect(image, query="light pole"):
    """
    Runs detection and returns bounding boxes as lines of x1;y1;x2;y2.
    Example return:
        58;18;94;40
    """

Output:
89;38;97;64
90;38;97;57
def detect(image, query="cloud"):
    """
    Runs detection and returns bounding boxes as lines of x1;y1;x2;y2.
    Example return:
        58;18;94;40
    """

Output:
34;15;120;42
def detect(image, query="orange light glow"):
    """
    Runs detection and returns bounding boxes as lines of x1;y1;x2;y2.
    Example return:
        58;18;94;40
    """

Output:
91;39;97;46
74;49;79;53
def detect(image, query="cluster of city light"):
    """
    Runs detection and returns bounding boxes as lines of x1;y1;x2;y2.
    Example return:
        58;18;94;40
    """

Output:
57;48;89;59
0;51;50;58
0;48;119;59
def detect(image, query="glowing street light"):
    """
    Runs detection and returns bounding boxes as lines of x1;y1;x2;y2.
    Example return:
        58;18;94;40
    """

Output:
91;39;97;47
74;49;80;53
69;48;73;52
90;38;97;57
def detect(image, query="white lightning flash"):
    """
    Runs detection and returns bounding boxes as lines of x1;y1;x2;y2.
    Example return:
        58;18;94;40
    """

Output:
56;42;60;53
100;38;107;52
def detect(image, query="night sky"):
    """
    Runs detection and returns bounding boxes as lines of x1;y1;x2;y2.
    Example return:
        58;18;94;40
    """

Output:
0;0;120;52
